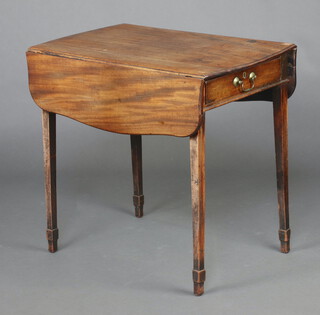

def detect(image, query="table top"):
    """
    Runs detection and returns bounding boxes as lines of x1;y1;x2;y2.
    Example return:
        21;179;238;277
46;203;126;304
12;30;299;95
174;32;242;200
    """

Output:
28;24;295;79
27;24;296;137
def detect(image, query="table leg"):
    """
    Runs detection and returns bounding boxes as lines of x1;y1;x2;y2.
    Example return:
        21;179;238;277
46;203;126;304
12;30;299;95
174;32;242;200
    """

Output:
273;85;290;253
42;110;58;253
130;135;144;218
190;117;206;296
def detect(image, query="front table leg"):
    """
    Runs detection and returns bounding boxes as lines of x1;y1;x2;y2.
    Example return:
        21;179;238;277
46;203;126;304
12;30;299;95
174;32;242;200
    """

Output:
190;117;206;296
42;110;59;253
273;85;290;253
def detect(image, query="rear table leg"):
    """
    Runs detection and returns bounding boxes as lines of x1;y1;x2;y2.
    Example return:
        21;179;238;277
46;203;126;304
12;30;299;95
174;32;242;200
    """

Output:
130;135;144;218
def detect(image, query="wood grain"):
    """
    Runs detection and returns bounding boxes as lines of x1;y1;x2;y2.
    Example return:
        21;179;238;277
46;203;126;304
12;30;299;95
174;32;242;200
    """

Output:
273;85;290;253
27;52;202;137
190;116;206;296
232;49;297;104
27;24;296;79
286;48;297;98
131;135;144;218
42;110;58;253
205;58;281;108
26;24;297;295
27;24;297;136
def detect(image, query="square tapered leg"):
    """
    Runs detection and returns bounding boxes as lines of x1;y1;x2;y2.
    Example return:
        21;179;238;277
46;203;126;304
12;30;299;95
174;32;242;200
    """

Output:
190;117;206;295
273;85;290;253
42;110;58;253
130;135;144;218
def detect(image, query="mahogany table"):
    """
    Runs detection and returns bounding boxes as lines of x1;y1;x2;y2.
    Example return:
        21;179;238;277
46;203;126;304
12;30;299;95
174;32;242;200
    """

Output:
26;24;297;296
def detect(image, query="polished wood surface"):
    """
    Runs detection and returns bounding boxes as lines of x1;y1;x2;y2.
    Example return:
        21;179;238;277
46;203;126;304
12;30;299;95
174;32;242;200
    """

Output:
28;24;295;79
205;57;282;108
190;117;206;296
27;24;296;137
130;135;144;218
273;85;290;253
27;52;202;137
27;24;297;296
42;110;58;253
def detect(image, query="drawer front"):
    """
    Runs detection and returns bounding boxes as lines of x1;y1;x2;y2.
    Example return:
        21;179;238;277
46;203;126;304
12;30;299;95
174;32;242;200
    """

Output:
205;58;281;107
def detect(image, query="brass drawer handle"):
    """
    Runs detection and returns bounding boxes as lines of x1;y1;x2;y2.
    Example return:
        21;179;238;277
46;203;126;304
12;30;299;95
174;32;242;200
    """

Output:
233;72;257;92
